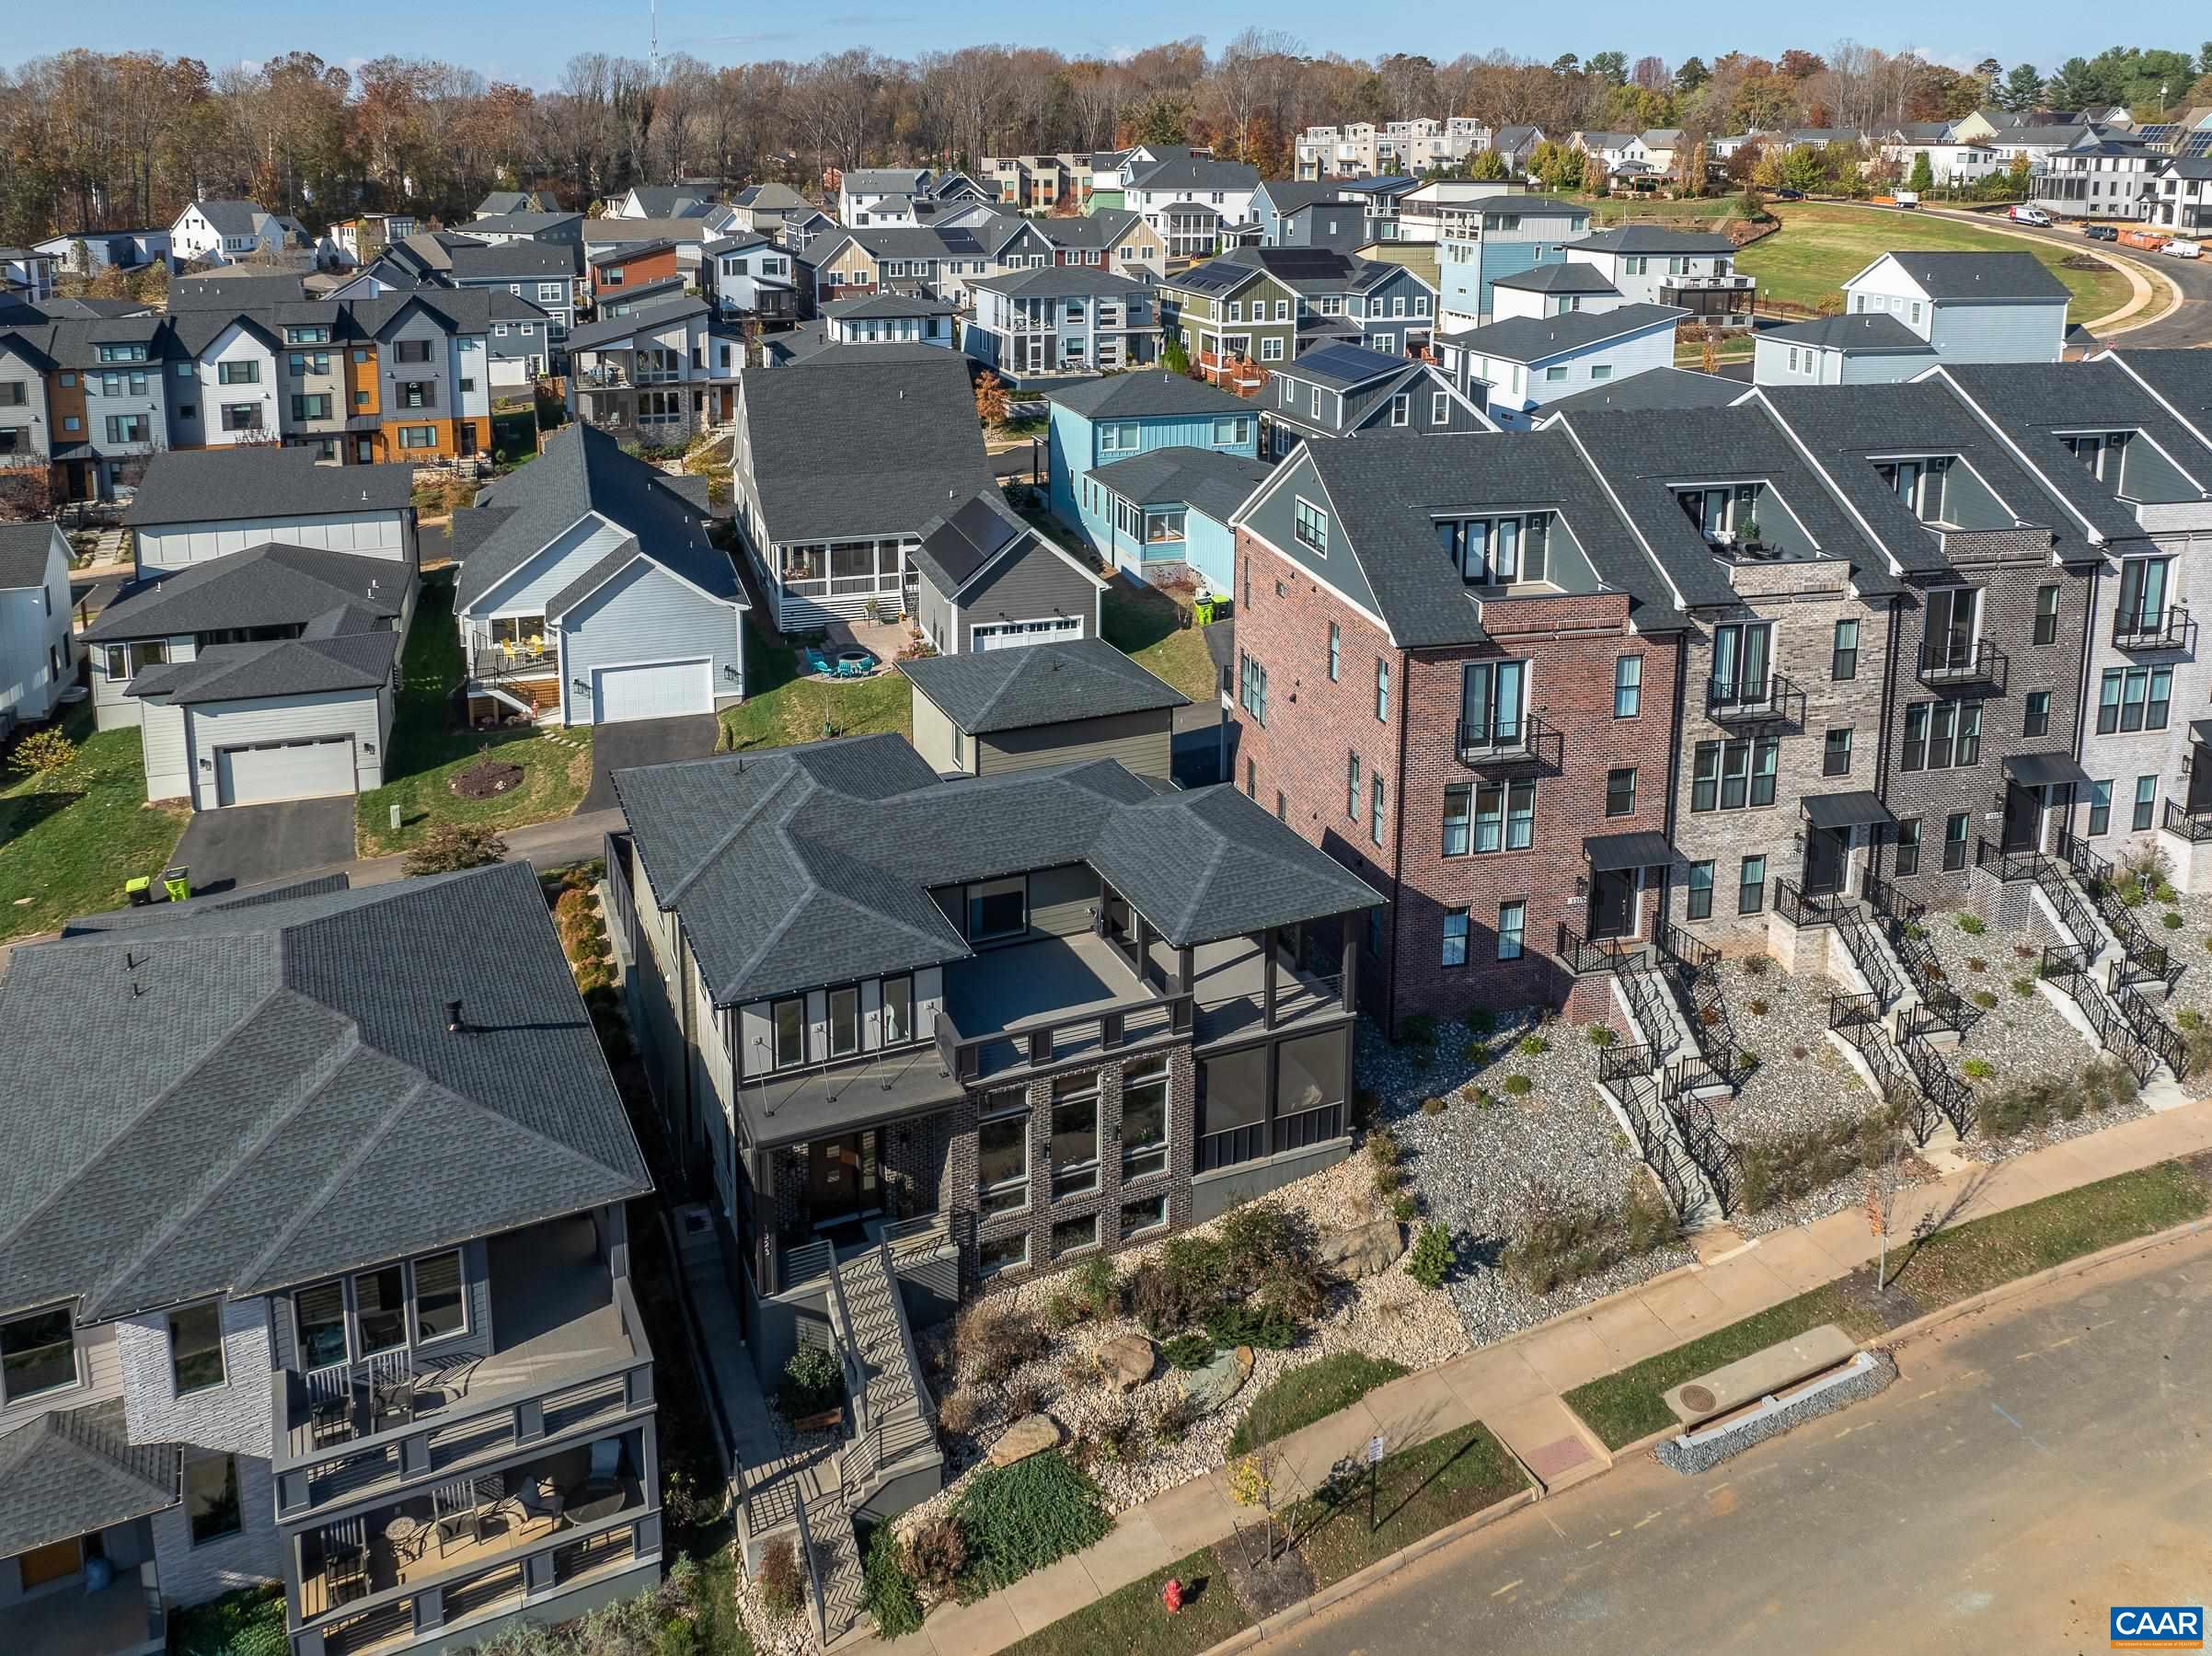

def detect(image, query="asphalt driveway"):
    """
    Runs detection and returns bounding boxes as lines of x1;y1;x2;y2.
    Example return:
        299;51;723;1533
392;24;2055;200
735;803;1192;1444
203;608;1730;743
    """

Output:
170;797;358;896
577;713;720;813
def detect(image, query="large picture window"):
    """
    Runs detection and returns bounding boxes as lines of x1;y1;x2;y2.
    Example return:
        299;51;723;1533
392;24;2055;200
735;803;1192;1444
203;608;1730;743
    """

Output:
185;1454;242;1547
168;1303;226;1397
1050;1073;1100;1200
0;1305;75;1403
1691;737;1780;811
979;1099;1031;1215
1121;1058;1170;1181
966;877;1027;942
293;1282;348;1372
414;1251;467;1345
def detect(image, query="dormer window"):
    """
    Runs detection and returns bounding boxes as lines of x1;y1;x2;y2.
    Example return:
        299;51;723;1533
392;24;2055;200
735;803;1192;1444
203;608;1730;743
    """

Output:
1874;455;1951;523
2064;431;2131;482
0;1305;75;1402
1438;512;1549;584
1676;483;1762;542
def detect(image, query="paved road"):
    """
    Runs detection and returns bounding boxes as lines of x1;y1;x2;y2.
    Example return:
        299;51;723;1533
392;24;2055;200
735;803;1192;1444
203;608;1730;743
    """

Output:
1274;1228;2212;1656
1913;201;2212;348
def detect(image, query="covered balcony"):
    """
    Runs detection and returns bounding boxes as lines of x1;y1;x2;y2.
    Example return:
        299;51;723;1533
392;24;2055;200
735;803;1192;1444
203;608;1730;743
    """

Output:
0;1429;171;1656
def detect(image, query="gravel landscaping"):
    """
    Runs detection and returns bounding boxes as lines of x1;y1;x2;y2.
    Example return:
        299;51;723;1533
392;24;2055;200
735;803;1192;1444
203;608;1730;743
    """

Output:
2144;886;2212;1098
1365;1009;1698;1345
1713;957;1867;1142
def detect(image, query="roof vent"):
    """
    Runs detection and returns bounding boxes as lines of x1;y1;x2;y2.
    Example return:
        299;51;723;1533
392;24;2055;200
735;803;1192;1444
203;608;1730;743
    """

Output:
445;998;468;1033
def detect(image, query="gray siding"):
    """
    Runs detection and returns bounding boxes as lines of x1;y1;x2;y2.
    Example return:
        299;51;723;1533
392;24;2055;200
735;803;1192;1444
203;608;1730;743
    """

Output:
952;542;1098;653
1928;300;2066;364
0;349;52;460
559;558;744;723
908;687;974;774
980;708;1175;783
913;577;955;653
469;518;631;618
142;702;191;800
1243;459;1378;614
186;687;387;809
1027;863;1099;937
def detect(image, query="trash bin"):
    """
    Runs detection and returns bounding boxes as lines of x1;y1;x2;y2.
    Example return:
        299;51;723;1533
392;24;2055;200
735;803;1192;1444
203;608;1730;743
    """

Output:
1192;594;1216;627
162;866;190;903
125;875;153;908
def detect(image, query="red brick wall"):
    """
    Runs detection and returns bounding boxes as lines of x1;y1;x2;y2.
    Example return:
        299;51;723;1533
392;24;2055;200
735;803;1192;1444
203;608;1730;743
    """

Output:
1231;524;1684;1031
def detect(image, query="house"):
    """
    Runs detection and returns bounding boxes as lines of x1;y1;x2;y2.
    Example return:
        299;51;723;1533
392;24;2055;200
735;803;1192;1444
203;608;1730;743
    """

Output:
1031;211;1166;282
383;234;583;340
0;860;658;1656
167;201;311;267
463;212;585;247
1533;365;1742;418
1841;251;2070;364
0;522;75;725
822;292;960;349
1432;196;1594;329
1258;343;1493;458
2141;155;2212;235
700;236;799;326
1433;304;1687;426
1044;372;1262;559
474;189;562;216
1562;227;1754;329
964;267;1160;383
2032;132;2160;221
1752;313;1935;385
122;446;419;579
1488;261;1625;320
775;205;838;256
1086;144;1214;213
450;422;746;726
980;154;1095;213
596;277;687;319
1251;182;1367;251
1123;156;1262;259
565;296;744;437
31;229;172;278
611;185;720;220
1078;444;1272;591
725;182;811;238
1226;430;1693;1030
0;311;180;500
732;348;998;629
1490;126;1548;176
839;167;937;224
1877;124;2000;187
1158;247;1440;391
586;240;683;309
905;489;1108;654
1569;131;1641;175
328;213;418;266
81;543;406;808
1294;119;1489;179
0;248;60;302
806;219;1057;311
902;636;1187;781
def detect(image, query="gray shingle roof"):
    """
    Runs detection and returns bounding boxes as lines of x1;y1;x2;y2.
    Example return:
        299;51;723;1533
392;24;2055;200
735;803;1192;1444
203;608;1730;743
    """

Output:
0;862;651;1320
1086;445;1273;523
1032;210;1146;250
467;212;584;236
1490;263;1621;294
0;1398;179;1558
735;351;995;545
453;422;741;613
564;295;710;351
614;734;1378;1006
126;628;397;705
1765;313;1932;352
84;545;406;642
1537;366;1743;417
1048;372;1257;421
0;522;58;589
968;266;1152;299
1127;156;1260;192
1567;227;1737;254
2109;348;2212;433
899;637;1187;734
824;292;962;320
906;491;1066;596
1440;302;1686;363
123;448;415;527
1874;250;2070;302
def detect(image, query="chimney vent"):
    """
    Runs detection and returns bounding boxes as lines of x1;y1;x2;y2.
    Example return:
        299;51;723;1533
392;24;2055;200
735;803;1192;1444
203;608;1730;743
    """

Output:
445;998;467;1032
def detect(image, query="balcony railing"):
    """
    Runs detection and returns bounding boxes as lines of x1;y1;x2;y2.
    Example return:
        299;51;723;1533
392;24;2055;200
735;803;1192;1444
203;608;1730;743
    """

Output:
1772;876;1841;928
1454;714;1562;770
271;1279;654;1525
1659;272;1755;291
470;644;557;680
1917;638;2007;691
574;365;631;388
2114;604;2195;652
1555;921;1648;977
932;990;1192;1085
1706;673;1805;726
2163;799;2212;845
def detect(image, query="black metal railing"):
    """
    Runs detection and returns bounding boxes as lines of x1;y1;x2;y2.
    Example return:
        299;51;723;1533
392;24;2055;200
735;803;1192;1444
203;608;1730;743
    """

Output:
1613;1071;1705;1222
1555;921;1647;977
1773;876;1840;929
1676;949;1752;1093
1454;713;1563;770
1974;837;2049;885
2109;970;2187;1078
2113;604;2195;653
1863;872;1925;931
1615;959;1677;1050
1827;992;1945;1146
1668;1092;1740;1215
2040;942;2158;1084
1655;920;1717;977
1833;901;1904;1011
1918;638;2007;692
1706;671;1806;726
2163;799;2212;845
1895;1020;1976;1140
1596;1041;1657;1084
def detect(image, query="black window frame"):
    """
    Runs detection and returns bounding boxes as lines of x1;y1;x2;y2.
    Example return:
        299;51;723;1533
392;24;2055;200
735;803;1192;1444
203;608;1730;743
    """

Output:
1894;819;1921;878
1823;727;1852;777
1830;618;1859;680
2023;691;2051;739
1942;812;1970;872
1687;860;1714;920
1605;766;1637;817
1736;855;1767;915
2033;583;2059;646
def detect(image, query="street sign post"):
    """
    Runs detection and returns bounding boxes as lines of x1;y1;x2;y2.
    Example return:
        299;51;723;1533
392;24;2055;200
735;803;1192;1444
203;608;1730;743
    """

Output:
1367;1433;1386;1533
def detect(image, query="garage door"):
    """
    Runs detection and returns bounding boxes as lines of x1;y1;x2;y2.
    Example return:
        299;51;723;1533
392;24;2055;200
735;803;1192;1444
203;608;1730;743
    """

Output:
973;617;1083;651
593;660;711;723
216;736;356;806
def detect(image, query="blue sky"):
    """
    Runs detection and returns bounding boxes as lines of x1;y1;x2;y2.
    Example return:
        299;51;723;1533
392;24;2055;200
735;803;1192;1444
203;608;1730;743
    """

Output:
21;3;2201;90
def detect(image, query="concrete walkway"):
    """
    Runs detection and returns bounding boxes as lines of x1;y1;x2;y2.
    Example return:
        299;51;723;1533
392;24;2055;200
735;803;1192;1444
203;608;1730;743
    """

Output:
842;1094;2212;1656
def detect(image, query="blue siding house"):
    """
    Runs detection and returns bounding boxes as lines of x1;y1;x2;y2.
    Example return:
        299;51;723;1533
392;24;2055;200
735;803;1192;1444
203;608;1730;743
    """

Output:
1435;197;1595;330
1047;374;1262;566
1081;446;1272;591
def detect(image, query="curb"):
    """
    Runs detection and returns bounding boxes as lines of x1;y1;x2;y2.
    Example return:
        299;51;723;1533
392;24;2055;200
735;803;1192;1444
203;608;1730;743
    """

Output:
1199;1487;1540;1655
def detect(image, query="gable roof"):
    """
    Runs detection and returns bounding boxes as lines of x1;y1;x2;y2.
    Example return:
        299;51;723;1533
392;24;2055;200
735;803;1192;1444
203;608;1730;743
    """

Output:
1255;180;1349;213
1270;342;1416;392
1567;226;1737;254
1766;313;1931;353
1440;303;1686;365
564;295;711;351
124;447;416;526
1086;445;1273;523
731;182;808;211
1860;250;2070;302
2103;349;2212;439
907;490;1089;597
0;862;651;1321
613;734;1379;1006
0;1398;179;1558
824;292;962;320
1126;155;1260;192
0;522;59;589
624;185;716;218
454;422;740;613
127;629;398;705
84;544;407;642
1491;262;1621;294
899;638;1187;735
1031;210;1148;250
1048;371;1257;421
466;212;583;236
969;265;1152;300
1538;366;1743;417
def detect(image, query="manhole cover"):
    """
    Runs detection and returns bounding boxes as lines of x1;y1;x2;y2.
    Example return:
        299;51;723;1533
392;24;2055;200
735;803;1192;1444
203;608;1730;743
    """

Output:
1679;1384;1718;1414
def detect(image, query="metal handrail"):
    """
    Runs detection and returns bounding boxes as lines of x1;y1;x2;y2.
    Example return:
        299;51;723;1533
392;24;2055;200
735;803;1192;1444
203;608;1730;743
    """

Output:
1668;1093;1740;1215
2113;603;2195;652
1918;638;2007;690
1830;1004;1942;1145
2109;971;2187;1078
1862;872;1924;928
1895;1025;1976;1140
1596;1041;1657;1083
2162;799;2212;845
824;1259;869;1447
2039;944;2157;1084
1706;671;1806;726
1828;989;1882;1030
1833;902;1903;1011
1613;1071;1702;1221
1773;877;1839;928
794;1493;828;1649
1454;712;1563;769
1555;921;1646;977
1655;920;1717;976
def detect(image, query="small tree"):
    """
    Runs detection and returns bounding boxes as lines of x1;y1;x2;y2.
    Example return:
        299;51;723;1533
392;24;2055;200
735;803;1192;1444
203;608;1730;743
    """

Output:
974;369;1011;431
1226;1397;1286;1565
1161;332;1192;377
1467;148;1507;181
8;727;75;776
402;822;508;877
1699;328;1722;374
1908;150;1935;194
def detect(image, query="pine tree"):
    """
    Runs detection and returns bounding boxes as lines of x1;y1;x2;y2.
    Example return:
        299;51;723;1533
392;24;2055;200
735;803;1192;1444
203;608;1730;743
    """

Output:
1908;151;1934;194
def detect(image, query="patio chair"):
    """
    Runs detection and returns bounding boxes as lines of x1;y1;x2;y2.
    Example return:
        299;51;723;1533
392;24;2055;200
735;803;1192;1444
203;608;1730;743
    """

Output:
432;1479;487;1557
802;649;832;677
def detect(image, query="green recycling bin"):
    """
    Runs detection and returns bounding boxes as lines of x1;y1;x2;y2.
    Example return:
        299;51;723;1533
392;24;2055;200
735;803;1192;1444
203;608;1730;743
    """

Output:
162;866;190;903
1192;594;1216;627
124;875;153;907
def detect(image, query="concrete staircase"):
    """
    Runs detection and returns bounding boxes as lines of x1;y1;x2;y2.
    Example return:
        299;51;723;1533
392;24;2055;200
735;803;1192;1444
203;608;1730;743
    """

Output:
1593;956;1732;1227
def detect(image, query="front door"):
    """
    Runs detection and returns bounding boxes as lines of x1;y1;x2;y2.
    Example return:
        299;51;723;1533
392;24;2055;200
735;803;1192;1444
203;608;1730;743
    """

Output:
806;1131;881;1225
1591;868;1636;939
2189;746;2212;816
1803;825;1849;896
2001;782;2040;854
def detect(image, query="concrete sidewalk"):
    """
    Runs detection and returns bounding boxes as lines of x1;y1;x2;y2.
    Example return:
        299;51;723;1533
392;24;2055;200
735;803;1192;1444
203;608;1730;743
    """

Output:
842;1095;2212;1656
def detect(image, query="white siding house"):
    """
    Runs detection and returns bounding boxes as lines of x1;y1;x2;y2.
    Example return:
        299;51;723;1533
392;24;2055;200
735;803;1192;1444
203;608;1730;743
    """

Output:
0;523;76;724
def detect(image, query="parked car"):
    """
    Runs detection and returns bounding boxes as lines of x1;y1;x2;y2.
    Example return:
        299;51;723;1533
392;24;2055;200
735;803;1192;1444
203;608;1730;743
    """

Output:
2167;239;2204;259
2082;223;2120;241
2008;205;2053;226
1773;188;1806;201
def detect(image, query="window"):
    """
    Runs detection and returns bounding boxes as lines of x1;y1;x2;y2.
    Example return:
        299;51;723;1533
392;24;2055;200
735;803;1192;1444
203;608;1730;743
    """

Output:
2024;691;2051;738
1942;812;1970;872
966;877;1027;941
1348;753;1362;822
1121;1194;1169;1237
1690;737;1779;811
1544;366;1568;384
185;1454;241;1547
1687;861;1714;920
1923;586;1981;671
882;976;914;1045
1121;1058;1169;1180
290;394;331;420
1328;622;1340;681
1212;416;1247;445
217;360;259;384
829;985;860;1056
1456;779;1537;853
1295;498;1329;554
979;1101;1030;1214
1831;619;1859;681
1390;393;1410;426
1591;364;1613;383
1710;621;1773;702
1050;1073;1101;1201
168;1303;225;1396
772;997;805;1069
2117;558;2172;633
414;1252;466;1344
2088;780;2113;836
2033;583;2060;646
1051;1213;1099;1258
1824;728;1853;777
1275;789;1286;822
980;1233;1029;1276
399;425;437;449
1442;908;1469;967
1498;900;1526;960
1459;660;1527;747
1901;702;1980;771
1433;391;1449;423
1738;855;1767;915
1371;775;1386;846
1246;758;1256;798
1606;767;1636;817
1238;651;1267;725
1877;454;1953;521
2097;666;2172;734
1261;338;1285;362
1613;655;1642;718
2135;776;2158;832
107;414;150;443
354;1267;406;1356
293;1283;347;1371
1895;819;1921;878
1375;659;1389;722
0;1306;75;1402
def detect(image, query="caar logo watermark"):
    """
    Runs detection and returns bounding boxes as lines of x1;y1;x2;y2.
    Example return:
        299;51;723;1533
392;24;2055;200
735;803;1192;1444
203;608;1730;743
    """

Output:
2113;1606;2204;1649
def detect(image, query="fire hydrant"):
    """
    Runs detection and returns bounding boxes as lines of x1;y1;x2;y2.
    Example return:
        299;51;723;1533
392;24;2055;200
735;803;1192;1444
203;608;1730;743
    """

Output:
1162;1577;1184;1615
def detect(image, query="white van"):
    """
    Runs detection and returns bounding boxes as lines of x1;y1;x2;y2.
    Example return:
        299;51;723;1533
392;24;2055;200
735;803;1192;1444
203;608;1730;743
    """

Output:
2008;205;2053;227
2167;239;2204;259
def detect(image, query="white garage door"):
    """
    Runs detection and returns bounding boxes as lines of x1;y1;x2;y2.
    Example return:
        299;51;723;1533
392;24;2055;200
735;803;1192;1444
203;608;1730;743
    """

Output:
592;659;712;723
973;616;1083;651
216;736;356;807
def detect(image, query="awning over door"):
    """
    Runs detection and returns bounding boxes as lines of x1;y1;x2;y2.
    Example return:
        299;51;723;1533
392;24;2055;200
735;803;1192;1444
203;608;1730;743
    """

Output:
1802;790;1895;832
2190;719;2212;747
2002;752;2089;788
1584;831;1674;870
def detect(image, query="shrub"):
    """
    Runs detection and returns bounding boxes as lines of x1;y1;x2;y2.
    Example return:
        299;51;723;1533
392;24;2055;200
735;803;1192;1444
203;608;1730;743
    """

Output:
1043;1292;1085;1331
1737;1107;1903;1213
1964;957;1986;973
1422;1093;1448;1116
1978;1065;2136;1137
7;726;74;775
1149;1390;1201;1444
1462;1040;1491;1065
1905;922;1927;941
1587;1024;1617;1048
1467;1007;1497;1037
950;1452;1112;1595
1161;1332;1215;1370
1742;953;1771;977
778;1344;842;1418
1366;1129;1401;1167
2179;1008;2206;1031
1129;1234;1226;1335
1502;1177;1681;1294
862;1523;924;1639
1962;1058;1995;1082
1519;1034;1550;1056
171;1587;286;1656
1399;1014;1437;1046
1503;1073;1534;1096
1406;1223;1452;1289
2165;911;2185;930
1737;1050;1761;1075
1080;1400;1144;1467
1747;997;1769;1016
1004;1376;1048;1419
1204;1300;1296;1351
757;1537;804;1619
402;822;508;876
2013;943;2036;960
1371;1163;1402;1199
904;1516;968;1596
1973;990;1999;1009
1073;1252;1120;1319
1956;914;1987;936
956;1302;1050;1386
1391;1191;1420;1222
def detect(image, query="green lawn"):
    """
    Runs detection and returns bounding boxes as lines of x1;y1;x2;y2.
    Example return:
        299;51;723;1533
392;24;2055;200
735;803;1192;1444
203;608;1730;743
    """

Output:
0;707;187;940
997;1547;1252;1656
1590;196;1742;224
1100;580;1216;707
354;569;594;857
1285;1422;1528;1588
718;625;913;753
1564;1158;2211;1449
1228;1352;1410;1455
1735;201;2132;319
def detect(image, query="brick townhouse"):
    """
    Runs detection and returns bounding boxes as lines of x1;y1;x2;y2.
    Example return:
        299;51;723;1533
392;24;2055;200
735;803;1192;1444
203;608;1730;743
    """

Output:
1227;430;1691;1031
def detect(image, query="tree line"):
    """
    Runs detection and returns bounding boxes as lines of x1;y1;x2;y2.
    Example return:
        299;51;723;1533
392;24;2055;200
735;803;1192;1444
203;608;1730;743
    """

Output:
4;36;2209;248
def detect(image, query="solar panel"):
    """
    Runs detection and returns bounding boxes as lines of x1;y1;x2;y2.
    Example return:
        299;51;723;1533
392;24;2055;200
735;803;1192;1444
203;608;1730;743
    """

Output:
1257;248;1352;278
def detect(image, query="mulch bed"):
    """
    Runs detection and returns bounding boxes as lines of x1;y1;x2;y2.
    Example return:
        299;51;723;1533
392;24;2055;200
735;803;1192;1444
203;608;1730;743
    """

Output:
1216;1523;1313;1618
449;758;526;799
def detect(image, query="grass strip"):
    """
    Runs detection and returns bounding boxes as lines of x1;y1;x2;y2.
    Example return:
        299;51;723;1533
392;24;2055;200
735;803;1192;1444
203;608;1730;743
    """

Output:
1228;1352;1409;1455
996;1546;1252;1656
1285;1421;1528;1590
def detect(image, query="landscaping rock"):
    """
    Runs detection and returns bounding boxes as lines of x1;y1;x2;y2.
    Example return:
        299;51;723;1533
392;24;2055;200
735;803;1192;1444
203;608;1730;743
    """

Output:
987;1412;1061;1467
1317;1217;1406;1282
1180;1344;1253;1415
1095;1332;1155;1394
